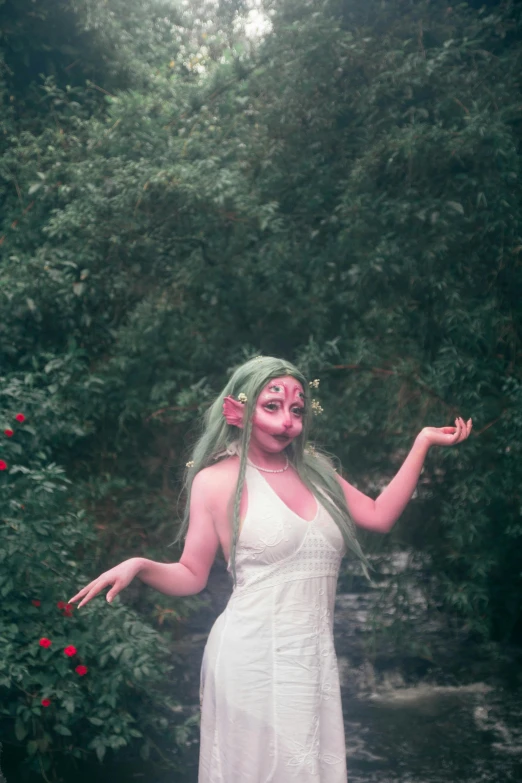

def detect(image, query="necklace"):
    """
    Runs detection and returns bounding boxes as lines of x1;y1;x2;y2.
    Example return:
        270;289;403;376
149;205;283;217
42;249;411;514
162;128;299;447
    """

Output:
247;455;289;473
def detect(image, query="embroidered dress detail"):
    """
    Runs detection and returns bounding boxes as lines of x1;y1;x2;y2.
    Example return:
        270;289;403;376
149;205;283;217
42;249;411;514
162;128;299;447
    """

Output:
199;464;347;782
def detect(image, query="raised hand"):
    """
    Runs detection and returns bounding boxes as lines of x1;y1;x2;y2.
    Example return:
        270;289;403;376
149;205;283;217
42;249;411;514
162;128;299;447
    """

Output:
420;416;472;448
68;558;143;609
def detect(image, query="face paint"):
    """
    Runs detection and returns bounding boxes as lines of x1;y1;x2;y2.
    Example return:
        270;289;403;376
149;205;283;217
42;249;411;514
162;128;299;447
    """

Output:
248;376;305;457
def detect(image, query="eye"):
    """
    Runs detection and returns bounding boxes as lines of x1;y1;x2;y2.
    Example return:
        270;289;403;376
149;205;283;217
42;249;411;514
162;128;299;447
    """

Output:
264;402;279;411
292;406;305;416
269;384;283;393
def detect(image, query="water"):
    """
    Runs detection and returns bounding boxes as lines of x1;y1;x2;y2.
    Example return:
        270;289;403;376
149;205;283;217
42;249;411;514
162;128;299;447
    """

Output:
167;551;522;783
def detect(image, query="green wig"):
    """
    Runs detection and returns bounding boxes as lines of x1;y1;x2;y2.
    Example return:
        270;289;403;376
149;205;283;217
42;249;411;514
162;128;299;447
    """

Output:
174;356;370;585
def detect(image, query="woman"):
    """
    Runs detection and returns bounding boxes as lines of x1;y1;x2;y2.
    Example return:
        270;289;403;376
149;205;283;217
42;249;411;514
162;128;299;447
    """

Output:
69;356;472;782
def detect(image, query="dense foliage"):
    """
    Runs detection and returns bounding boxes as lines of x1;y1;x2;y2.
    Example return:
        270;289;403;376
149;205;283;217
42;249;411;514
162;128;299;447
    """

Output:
1;0;521;777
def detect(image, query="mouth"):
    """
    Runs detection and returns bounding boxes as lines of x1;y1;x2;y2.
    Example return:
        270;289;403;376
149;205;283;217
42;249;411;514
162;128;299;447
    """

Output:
272;433;291;443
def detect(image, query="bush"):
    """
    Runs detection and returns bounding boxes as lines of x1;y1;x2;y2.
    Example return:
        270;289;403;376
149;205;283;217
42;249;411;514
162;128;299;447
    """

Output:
0;379;195;778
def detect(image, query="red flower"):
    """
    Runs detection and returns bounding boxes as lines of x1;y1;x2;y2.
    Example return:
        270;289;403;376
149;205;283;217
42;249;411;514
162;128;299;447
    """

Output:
41;698;51;707
0;460;7;471
63;604;74;617
4;429;14;438
75;665;88;676
64;645;77;657
39;638;52;648
31;599;41;607
15;413;25;423
57;601;66;610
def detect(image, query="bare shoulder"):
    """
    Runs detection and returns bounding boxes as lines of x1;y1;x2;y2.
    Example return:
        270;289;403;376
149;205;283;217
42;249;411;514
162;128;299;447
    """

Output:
191;457;240;510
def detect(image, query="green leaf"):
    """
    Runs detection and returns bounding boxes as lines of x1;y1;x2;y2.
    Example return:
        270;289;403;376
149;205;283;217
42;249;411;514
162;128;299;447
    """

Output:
53;724;72;736
15;717;28;741
446;200;465;215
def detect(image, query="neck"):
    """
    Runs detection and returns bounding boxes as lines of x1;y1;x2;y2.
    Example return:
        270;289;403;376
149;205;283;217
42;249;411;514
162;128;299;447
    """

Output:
247;444;288;471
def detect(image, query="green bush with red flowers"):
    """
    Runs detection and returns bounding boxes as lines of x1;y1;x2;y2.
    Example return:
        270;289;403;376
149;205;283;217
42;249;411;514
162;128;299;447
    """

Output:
0;381;197;778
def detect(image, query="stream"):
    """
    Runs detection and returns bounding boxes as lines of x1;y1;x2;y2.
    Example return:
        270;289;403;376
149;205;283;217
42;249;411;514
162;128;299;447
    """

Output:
167;550;522;783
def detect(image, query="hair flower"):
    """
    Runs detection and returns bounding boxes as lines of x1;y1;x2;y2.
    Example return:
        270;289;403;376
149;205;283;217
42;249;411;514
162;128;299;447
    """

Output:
237;392;247;404
186;460;195;468
311;399;324;415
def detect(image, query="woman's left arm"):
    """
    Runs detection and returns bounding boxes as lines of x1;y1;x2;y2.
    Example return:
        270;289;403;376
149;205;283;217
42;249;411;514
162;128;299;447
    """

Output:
337;416;473;533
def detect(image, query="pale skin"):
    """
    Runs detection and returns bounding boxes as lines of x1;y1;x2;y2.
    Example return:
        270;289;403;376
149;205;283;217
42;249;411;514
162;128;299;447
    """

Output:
68;376;472;609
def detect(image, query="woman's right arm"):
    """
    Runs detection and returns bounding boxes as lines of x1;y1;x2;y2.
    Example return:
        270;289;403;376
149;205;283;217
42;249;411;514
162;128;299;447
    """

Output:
68;471;220;607
137;470;220;596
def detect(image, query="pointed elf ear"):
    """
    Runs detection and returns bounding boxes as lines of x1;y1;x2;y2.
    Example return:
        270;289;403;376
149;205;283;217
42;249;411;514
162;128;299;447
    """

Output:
223;396;246;428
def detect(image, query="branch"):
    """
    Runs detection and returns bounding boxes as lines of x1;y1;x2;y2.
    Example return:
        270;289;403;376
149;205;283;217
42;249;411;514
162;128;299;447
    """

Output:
145;404;199;423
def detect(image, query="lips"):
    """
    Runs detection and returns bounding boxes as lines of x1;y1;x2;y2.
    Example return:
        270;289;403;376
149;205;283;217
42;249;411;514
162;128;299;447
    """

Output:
272;433;291;442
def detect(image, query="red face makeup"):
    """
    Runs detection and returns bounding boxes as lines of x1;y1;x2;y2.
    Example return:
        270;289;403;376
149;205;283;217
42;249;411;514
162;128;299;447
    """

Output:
249;376;305;457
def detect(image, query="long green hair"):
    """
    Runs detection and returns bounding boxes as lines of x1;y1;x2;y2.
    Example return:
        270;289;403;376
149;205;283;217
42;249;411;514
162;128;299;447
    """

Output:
174;356;370;585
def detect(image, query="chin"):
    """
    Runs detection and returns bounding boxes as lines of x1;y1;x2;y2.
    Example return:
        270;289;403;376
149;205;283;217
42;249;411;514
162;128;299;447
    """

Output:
270;438;294;450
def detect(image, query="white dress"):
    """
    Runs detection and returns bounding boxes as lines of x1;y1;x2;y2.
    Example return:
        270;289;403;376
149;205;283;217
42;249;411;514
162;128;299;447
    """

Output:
199;464;348;783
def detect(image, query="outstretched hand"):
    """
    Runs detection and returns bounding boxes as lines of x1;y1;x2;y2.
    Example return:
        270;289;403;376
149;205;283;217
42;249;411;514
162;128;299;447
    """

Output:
68;558;142;609
420;416;472;447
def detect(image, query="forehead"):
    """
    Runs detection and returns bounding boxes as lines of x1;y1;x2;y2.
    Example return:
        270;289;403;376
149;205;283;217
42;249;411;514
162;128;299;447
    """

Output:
260;375;304;397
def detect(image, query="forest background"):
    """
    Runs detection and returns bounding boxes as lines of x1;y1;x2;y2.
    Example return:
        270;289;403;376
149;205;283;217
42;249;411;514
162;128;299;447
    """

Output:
1;0;521;779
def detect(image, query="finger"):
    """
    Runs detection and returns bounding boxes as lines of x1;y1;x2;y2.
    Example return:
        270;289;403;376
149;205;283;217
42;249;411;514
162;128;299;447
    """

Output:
77;579;110;609
105;585;120;603
453;418;461;441
77;588;104;609
68;582;97;604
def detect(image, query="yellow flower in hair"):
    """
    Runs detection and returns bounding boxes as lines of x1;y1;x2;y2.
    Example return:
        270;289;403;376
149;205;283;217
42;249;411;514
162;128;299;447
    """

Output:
311;399;323;415
237;392;247;404
186;460;195;468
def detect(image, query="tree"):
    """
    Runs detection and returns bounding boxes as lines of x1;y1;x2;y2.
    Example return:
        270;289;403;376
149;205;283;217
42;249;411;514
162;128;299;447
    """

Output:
1;0;522;775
